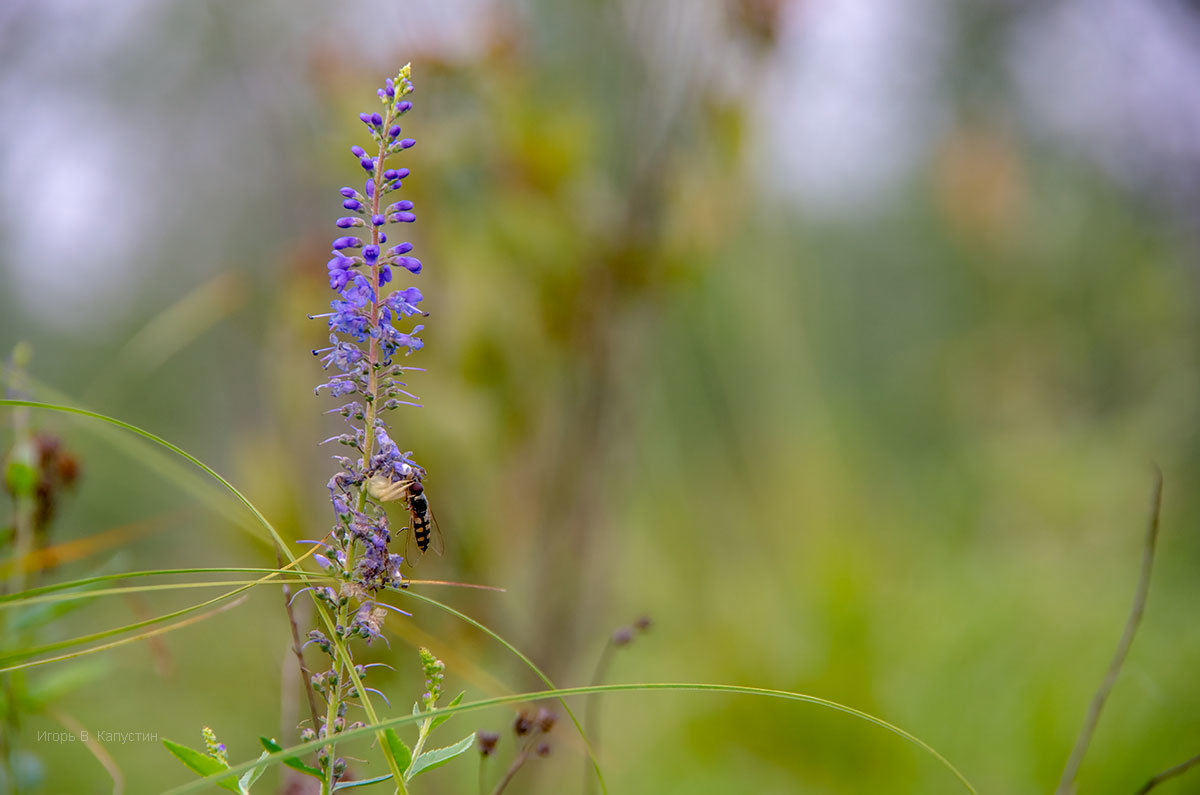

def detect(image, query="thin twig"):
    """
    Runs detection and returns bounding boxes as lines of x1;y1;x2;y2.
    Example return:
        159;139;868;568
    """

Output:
50;708;124;795
491;734;541;795
278;550;321;731
1134;752;1200;794
1055;468;1163;795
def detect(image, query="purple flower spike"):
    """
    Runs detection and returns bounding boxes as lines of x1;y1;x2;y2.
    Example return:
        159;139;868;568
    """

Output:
311;64;425;683
399;138;416;149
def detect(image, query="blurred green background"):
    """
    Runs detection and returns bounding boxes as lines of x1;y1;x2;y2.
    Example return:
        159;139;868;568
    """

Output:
3;0;1200;792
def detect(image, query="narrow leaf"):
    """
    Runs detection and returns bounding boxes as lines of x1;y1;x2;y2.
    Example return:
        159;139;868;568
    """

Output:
163;740;239;793
429;691;464;732
333;773;394;790
259;737;322;779
405;733;476;780
238;750;270;792
383;728;412;773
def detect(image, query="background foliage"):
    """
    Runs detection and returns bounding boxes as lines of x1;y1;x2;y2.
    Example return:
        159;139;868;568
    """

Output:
2;1;1199;792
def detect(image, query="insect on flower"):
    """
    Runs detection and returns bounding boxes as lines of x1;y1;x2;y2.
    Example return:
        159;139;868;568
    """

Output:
366;473;444;565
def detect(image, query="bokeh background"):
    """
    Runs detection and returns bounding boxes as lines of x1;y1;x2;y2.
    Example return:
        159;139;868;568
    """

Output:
3;0;1200;792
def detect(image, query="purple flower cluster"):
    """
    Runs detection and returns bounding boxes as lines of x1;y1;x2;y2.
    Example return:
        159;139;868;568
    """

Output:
309;65;425;608
293;64;430;787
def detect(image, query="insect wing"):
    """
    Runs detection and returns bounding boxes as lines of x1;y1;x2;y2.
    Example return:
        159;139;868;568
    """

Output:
403;512;425;567
426;507;445;556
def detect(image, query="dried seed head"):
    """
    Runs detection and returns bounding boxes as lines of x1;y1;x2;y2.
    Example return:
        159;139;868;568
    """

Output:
477;730;500;757
535;708;557;734
513;711;535;736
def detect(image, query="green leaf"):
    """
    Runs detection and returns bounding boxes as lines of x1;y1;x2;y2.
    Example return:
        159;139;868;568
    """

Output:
163;740;239;793
429;691;464;732
238;751;270;792
405;733;476;780
383;728;412;773
258;737;322;779
333;773;394;790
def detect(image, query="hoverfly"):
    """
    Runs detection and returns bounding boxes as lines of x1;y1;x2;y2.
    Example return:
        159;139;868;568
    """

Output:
366;473;444;566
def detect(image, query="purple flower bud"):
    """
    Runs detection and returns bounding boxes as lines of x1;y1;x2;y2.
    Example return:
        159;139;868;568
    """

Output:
399;138;416;149
360;157;375;171
336;217;364;228
397;100;412;113
339;187;357;198
393;168;410;181
372;214;386;226
383;169;400;180
377;88;387;99
358;113;372;125
351;145;366;158
389;212;416;223
397;256;422;274
365;178;375;198
371;112;383;126
379;266;392;285
327;256;352;271
343;199;362;211
388;125;401;138
363;245;379;263
332;236;363;250
385;79;396;98
390;242;413;256
386;200;414;213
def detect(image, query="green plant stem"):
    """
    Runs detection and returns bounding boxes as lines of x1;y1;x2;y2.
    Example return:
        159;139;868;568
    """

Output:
407;715;434;779
582;639;615;795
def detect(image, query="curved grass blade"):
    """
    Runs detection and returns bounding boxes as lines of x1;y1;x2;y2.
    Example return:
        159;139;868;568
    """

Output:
0;568;490;606
162;681;978;795
3;579;313;609
391;587;608;793
0;400;406;784
1;596;247;675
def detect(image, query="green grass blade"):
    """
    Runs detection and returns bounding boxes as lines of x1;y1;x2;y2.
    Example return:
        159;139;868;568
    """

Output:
2;596;247;674
0;399;405;784
2;579;313;609
161;681;978;795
